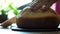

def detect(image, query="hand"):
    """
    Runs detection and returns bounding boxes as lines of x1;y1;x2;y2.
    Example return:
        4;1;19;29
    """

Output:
30;0;57;11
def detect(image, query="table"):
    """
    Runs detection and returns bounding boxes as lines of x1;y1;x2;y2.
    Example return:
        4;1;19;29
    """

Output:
0;23;60;34
0;28;60;34
0;21;60;34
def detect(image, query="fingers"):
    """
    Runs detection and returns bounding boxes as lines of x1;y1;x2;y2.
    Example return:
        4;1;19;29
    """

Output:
43;0;57;9
40;0;57;11
30;0;48;11
30;0;57;11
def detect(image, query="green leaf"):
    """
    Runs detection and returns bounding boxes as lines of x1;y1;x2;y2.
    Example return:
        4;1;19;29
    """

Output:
13;9;18;15
1;10;6;15
9;4;14;10
7;2;14;10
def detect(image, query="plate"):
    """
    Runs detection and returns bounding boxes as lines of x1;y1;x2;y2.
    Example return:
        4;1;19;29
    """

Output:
11;24;60;32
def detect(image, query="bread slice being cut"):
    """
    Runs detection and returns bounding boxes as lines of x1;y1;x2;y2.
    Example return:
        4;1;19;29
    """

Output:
16;8;59;29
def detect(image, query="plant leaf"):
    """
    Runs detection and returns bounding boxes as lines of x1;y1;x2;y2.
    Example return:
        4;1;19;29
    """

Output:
13;9;18;15
1;10;6;15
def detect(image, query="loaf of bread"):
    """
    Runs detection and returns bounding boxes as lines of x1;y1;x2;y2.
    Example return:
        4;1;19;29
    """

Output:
16;8;59;29
16;0;58;29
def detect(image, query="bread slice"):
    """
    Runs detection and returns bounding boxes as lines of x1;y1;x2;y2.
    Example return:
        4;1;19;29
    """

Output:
16;8;59;29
